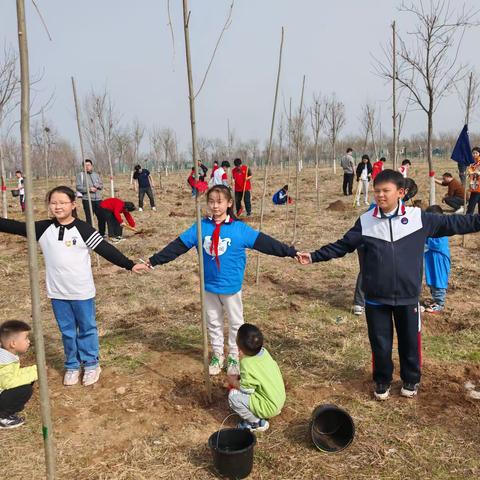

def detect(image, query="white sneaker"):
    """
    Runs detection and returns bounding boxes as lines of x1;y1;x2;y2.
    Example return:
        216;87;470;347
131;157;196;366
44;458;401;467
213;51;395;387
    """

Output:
226;356;240;376
455;206;464;214
138;207;143;212
353;305;364;315
355;202;360;207
83;366;101;386
63;369;80;386
152;206;157;211
364;201;369;205
208;355;224;375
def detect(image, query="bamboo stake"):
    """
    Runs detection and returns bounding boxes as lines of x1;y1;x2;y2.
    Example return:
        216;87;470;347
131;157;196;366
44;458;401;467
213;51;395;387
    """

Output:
182;0;211;402
71;77;95;228
292;75;306;245
254;27;284;285
0;140;7;218
284;98;292;234
16;1;56;477
392;21;397;170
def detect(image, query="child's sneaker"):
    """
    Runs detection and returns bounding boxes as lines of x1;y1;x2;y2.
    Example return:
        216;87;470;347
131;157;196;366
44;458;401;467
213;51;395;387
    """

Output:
152;206;157;211
374;383;391;401
425;303;443;313
83;366;101;386
226;356;240;376
63;369;80;386
138;208;143;212
352;305;364;315
237;419;269;432
0;415;25;429
401;382;419;398
209;355;224;375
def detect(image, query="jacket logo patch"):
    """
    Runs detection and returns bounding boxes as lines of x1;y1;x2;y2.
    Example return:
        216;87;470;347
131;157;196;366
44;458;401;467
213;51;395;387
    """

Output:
401;217;409;224
65;240;72;247
203;236;232;257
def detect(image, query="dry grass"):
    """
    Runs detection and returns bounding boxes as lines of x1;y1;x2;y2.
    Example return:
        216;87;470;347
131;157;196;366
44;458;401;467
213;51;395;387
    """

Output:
1;161;479;479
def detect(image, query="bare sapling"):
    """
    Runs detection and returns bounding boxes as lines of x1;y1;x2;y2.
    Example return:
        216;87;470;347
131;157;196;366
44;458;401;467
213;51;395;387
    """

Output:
254;27;284;284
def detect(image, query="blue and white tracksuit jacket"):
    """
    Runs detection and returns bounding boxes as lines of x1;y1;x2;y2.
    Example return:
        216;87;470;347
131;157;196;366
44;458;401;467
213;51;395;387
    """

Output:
309;203;480;385
310;203;480;305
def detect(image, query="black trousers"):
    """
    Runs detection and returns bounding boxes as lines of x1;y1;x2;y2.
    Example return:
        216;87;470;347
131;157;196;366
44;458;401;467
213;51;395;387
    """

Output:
138;187;155;208
467;192;480;214
82;199;101;226
365;304;421;385
235;190;251;215
0;383;33;417
97;207;122;237
343;173;354;195
444;196;464;210
353;247;365;307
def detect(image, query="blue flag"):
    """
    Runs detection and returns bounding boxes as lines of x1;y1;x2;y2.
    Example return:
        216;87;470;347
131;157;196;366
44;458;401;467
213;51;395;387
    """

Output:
451;125;473;167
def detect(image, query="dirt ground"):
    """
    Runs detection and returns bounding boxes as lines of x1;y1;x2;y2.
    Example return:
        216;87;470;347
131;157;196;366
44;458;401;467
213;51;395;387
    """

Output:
0;160;479;479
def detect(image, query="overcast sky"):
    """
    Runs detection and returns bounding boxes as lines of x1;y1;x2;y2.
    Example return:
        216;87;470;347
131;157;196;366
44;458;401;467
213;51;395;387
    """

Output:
1;0;479;153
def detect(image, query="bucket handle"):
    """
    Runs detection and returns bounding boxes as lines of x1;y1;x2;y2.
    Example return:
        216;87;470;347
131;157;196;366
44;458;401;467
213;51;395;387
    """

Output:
215;413;237;450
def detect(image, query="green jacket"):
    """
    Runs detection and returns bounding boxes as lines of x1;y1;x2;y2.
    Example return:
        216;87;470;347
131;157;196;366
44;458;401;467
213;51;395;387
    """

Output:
240;348;286;419
0;348;37;392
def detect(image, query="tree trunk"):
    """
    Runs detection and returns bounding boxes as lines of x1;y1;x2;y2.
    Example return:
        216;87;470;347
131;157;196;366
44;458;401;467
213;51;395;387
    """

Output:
0;138;7;218
332;140;337;175
314;139;319;209
427;113;435;205
16;0;56;476
106;145;115;197
182;0;211;402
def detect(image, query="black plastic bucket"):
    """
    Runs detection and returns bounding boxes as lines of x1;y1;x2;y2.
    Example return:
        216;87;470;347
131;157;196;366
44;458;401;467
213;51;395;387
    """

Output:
208;428;256;479
310;404;355;453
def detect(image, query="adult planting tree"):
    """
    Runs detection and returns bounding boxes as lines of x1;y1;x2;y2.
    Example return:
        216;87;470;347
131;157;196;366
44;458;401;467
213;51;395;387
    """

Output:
376;0;478;205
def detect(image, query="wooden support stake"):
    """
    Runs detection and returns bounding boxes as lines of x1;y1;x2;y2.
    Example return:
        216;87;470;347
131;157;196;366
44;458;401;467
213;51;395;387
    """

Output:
182;0;211;402
71;76;99;266
292;75;306;245
16;1;56;477
254;27;284;284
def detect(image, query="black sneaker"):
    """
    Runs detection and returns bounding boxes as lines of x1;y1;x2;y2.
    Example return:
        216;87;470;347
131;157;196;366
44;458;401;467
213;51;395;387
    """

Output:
374;383;391;401
401;382;419;398
0;415;25;429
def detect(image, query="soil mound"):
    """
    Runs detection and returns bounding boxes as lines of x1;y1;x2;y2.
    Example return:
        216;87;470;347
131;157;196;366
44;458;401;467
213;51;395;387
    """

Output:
326;200;347;211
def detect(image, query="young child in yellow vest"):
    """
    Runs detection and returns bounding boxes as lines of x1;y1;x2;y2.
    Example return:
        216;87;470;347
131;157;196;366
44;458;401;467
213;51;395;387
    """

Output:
0;321;37;429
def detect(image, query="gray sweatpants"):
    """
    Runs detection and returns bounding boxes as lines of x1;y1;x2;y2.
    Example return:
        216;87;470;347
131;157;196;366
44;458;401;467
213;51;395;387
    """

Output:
205;291;244;357
228;388;260;423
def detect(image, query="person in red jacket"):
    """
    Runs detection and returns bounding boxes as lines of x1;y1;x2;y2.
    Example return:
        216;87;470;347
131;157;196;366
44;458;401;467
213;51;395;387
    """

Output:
232;158;252;216
372;157;385;180
97;197;136;243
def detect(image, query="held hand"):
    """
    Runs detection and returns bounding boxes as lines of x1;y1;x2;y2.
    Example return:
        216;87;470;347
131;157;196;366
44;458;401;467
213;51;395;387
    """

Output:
132;263;151;274
296;252;312;265
120;222;126;227
90;187;97;193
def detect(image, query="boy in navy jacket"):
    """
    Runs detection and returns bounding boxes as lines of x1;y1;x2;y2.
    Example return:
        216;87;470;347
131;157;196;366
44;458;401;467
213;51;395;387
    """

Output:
297;170;480;400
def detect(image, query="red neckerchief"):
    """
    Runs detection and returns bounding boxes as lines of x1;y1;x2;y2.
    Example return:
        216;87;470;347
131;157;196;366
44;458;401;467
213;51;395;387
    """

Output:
209;215;232;269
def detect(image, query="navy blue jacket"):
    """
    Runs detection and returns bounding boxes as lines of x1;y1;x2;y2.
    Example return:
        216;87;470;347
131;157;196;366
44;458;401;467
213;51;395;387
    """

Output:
310;204;480;305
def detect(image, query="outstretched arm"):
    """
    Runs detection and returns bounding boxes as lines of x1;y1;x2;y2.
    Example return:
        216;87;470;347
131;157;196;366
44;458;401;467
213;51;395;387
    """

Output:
76;220;135;270
424;212;480;238
149;237;190;267
252;232;297;258
300;220;362;264
0;218;52;241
